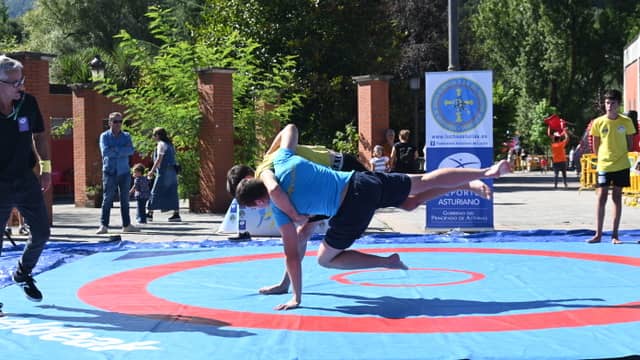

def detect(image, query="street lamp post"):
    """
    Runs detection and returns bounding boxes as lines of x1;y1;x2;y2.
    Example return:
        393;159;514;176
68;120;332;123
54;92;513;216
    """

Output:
409;76;421;149
89;55;106;82
448;0;459;71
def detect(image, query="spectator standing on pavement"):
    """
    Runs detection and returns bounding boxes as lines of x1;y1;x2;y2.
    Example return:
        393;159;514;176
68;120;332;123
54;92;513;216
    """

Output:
0;55;51;301
390;129;420;173
129;163;151;224
383;128;396;158
551;130;569;189
147;127;181;222
519;149;528;171
586;89;636;244
96;112;139;234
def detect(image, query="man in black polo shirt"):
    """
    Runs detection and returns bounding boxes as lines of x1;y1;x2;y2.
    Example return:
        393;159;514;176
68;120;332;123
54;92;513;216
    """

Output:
0;55;51;302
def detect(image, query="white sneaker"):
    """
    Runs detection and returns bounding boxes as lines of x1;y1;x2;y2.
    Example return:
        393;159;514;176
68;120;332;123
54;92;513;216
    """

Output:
96;225;108;234
122;224;140;233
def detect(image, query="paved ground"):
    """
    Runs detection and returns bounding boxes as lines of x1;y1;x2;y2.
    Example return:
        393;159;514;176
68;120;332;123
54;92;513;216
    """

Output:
5;171;640;245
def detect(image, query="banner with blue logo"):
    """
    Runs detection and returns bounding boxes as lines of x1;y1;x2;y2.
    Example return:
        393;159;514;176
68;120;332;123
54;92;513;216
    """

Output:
425;71;493;231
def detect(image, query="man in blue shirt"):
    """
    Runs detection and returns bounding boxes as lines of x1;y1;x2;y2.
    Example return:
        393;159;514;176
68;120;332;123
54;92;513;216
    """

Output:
96;112;139;234
236;124;510;310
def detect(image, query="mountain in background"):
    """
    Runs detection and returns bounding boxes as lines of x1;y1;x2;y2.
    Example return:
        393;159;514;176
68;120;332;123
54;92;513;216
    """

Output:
5;0;34;18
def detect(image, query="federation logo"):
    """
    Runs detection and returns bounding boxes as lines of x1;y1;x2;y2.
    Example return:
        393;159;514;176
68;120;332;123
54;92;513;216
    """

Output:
437;152;482;169
431;78;486;133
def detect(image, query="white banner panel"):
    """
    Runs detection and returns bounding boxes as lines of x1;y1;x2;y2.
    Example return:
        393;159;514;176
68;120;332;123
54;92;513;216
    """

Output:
425;71;494;231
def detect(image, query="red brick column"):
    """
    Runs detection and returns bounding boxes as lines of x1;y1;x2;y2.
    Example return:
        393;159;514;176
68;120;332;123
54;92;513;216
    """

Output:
193;68;235;213
11;52;55;223
352;75;392;165
70;84;124;207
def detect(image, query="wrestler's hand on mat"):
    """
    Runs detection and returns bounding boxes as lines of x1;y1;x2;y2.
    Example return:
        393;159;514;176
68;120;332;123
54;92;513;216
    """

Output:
275;298;300;310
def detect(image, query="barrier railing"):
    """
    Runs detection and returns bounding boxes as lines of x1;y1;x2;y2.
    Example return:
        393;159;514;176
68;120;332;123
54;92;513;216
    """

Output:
625;152;640;207
579;154;598;190
579;152;640;207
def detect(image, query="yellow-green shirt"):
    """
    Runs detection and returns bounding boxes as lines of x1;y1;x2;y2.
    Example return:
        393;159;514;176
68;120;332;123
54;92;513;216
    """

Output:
589;114;635;172
255;145;332;177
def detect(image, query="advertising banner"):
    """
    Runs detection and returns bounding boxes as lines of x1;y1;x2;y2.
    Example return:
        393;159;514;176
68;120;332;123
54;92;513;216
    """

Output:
425;71;493;231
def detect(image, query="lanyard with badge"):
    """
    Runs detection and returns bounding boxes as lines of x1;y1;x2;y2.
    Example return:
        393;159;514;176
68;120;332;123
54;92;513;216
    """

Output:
3;92;27;131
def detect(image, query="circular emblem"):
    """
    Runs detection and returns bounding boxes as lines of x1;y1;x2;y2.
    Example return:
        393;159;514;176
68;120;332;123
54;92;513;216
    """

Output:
431;78;486;132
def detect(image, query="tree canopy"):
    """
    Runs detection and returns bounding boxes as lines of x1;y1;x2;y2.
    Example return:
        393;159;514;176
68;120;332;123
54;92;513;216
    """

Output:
470;0;640;153
3;0;640;160
98;6;303;197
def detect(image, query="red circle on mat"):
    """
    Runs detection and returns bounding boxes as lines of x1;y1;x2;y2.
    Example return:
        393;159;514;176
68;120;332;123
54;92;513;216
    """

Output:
331;267;485;287
78;248;640;333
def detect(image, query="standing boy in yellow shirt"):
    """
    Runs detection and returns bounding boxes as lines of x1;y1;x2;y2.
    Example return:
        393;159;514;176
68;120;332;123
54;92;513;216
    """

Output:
587;90;636;244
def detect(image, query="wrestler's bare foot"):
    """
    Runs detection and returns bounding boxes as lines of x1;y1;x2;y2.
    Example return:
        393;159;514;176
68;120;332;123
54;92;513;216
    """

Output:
468;180;492;200
259;283;289;295
586;235;601;244
387;253;409;270
485;160;511;179
611;238;622;245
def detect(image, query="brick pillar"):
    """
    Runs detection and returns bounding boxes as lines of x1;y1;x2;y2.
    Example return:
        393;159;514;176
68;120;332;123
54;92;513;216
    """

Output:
193;68;235;213
70;84;102;207
69;85;124;207
11;52;55;223
352;75;393;165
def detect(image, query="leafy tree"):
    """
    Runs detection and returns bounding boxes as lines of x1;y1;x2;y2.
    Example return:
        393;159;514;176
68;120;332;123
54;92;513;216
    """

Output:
332;122;359;156
198;0;398;145
99;6;303;198
19;0;203;85
384;0;449;144
22;0;157;54
492;82;518;158
528;99;557;154
0;0;23;50
469;0;640;152
49;46;139;88
385;0;448;78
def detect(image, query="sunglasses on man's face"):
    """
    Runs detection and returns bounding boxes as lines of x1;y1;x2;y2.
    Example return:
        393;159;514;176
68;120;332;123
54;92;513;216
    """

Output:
0;76;25;88
111;120;123;124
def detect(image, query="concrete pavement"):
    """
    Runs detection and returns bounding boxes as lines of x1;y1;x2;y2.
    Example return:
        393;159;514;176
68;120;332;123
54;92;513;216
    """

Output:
6;171;639;244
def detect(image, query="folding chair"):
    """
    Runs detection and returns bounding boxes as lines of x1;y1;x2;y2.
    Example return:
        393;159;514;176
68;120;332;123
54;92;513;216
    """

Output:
1;228;17;256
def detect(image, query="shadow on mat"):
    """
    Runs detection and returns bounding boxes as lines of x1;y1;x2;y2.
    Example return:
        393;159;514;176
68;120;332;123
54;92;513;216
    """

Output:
11;304;255;338
304;293;610;318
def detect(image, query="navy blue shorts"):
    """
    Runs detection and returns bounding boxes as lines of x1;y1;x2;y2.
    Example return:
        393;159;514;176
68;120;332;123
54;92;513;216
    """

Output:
325;171;411;250
552;161;567;172
597;168;630;188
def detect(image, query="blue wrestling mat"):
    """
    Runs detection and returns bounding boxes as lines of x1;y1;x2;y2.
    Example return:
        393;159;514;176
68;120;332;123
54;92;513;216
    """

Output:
2;230;640;359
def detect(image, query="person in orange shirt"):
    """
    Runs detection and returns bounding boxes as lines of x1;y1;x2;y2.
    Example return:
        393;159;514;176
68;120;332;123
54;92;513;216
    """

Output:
550;130;569;189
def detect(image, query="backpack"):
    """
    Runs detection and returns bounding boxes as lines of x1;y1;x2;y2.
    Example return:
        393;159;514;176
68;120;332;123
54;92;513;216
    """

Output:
394;143;417;173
